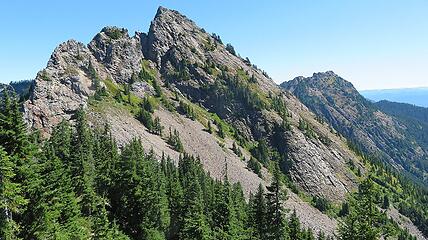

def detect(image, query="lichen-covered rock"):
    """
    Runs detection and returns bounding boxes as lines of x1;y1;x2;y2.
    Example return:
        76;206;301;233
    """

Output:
24;40;108;135
88;27;144;83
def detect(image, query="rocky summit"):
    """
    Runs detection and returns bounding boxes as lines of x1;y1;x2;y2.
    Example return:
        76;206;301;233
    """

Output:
3;6;425;240
281;71;428;186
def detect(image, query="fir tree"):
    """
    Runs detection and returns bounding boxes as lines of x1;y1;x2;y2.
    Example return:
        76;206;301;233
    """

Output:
338;177;381;240
288;209;302;240
265;163;288;240
248;184;267;239
179;156;210;240
0;147;27;240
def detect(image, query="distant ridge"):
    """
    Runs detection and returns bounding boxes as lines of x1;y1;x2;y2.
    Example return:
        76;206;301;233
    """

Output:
360;87;428;107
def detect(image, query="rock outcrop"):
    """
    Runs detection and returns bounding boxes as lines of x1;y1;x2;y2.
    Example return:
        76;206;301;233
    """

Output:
88;26;145;83
281;71;428;185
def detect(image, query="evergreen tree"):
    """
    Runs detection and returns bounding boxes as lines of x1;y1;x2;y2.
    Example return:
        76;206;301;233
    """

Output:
218;123;225;138
0;92;26;157
248;184;267;239
179;158;210;240
153;116;163;136
265;163;288;240
252;139;270;165
288;209;302;240
207;120;213;134
0;147;27;240
338;177;381;240
70;108;98;217
167;128;184;152
28;143;90;239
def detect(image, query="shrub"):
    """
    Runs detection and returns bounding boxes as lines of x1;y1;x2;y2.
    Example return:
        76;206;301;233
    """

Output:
226;43;236;56
247;157;262;177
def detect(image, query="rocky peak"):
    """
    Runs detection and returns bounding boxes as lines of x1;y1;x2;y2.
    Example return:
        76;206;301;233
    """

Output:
281;72;428;186
88;26;144;83
146;6;208;67
282;71;360;99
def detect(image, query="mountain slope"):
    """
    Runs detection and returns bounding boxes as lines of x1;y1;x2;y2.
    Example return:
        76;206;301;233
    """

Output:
20;6;428;238
281;71;428;186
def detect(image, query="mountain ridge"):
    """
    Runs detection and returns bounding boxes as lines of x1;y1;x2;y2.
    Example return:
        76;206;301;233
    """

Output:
281;71;428;186
16;6;427;239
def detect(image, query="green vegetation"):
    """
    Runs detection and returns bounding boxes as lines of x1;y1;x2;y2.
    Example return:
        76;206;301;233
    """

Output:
247;156;262;177
167;128;184;152
1;92;331;239
39;69;51;81
178;100;197;120
226;43;236;56
104;28;124;40
298;118;316;139
344;140;427;239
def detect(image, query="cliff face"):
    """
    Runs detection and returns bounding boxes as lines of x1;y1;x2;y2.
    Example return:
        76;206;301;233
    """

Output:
281;71;428;185
22;6;368;235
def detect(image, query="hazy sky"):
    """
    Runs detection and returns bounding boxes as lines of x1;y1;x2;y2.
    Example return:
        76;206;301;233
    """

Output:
1;0;427;90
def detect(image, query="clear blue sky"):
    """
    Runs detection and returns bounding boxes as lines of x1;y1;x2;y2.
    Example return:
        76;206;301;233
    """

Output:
1;0;427;90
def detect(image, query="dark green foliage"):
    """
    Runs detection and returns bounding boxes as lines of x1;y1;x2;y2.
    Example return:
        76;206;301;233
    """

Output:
339;202;350;217
153;79;163;97
247;157;262;177
142;96;156;113
153;116;163;136
298;118;316;139
167;128;184;152
338;177;382;240
382;194;390;209
104;27;124;40
264;164;288;240
0;93;334;240
226;43;236;56
9;80;34;101
251;139;270;165
232;141;242;157
137;97;161;134
312;196;332;213
138;109;154;131
0;147;27;240
248;184;267;239
212;33;222;44
347;142;428;237
178;100;197;120
217;122;226;138
87;61;107;100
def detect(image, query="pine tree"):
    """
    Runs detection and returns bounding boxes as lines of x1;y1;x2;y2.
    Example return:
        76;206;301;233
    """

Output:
0;147;27;240
218;123;225;138
167;128;184;152
93;124;119;197
248;184;267;239
29;143;90;239
288;209;302;240
0;91;29;157
179;155;211;240
113;139;170;239
265;163;288;240
163;157;184;239
153;116;163;136
70;108;99;217
207;120;213;134
338;177;381;240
